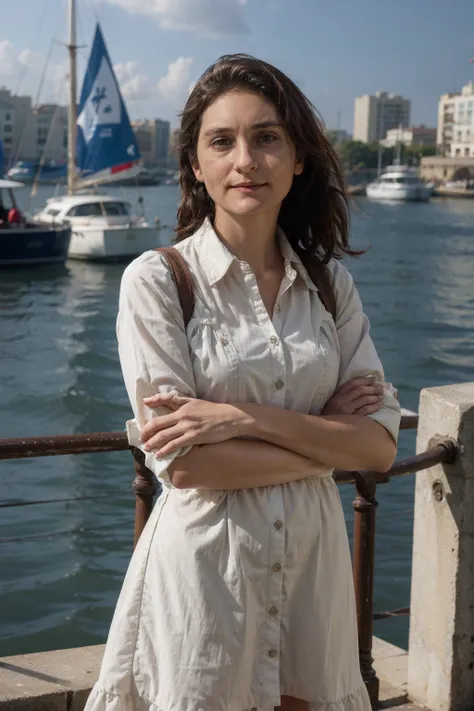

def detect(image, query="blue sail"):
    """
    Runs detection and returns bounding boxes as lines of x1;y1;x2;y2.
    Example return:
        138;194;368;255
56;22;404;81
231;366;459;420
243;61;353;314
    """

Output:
76;24;140;186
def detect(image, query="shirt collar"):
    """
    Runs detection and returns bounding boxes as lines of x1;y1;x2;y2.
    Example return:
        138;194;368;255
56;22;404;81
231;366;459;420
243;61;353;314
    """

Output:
194;218;235;286
277;228;319;292
194;217;318;292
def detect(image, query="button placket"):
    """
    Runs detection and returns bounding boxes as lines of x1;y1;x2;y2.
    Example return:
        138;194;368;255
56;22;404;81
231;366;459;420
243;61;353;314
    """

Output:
259;487;285;700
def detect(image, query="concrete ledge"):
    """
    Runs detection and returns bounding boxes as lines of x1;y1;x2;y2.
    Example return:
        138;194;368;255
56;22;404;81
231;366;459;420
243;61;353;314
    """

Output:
0;638;426;710
373;637;426;709
0;644;104;711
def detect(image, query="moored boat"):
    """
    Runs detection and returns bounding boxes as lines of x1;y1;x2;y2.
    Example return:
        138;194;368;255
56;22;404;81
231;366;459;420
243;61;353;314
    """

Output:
0;179;71;267
7;161;67;185
36;192;161;261
366;164;431;202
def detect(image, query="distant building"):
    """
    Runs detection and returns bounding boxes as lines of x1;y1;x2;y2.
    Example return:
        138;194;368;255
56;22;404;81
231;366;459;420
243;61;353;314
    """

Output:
420;155;474;183
437;81;474;158
32;104;68;162
0;88;34;165
381;125;436;148
0;88;67;166
132;119;171;169
353;92;411;143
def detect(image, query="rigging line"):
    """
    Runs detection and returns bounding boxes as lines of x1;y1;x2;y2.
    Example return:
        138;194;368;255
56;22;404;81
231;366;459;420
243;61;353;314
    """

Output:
12;38;58;168
13;0;50;95
33;39;57;106
28;92;67;204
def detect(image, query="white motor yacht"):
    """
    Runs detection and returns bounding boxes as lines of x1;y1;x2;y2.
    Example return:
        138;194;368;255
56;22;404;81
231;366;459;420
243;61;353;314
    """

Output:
35;193;162;261
366;164;431;202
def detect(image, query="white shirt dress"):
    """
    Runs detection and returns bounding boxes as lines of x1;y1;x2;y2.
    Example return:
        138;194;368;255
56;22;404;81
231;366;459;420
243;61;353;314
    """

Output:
84;219;400;711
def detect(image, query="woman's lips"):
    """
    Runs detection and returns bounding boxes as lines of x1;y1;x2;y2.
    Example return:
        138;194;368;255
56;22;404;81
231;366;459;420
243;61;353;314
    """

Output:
231;183;266;192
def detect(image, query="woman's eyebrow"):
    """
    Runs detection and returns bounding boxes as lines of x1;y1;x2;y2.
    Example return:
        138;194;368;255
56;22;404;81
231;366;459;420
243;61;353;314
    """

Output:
203;121;283;137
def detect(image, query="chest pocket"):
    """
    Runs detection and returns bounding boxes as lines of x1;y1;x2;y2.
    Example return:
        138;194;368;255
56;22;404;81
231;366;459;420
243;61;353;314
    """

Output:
187;310;241;403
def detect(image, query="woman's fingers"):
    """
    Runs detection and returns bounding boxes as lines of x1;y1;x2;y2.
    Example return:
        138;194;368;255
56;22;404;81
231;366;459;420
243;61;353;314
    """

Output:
143;424;186;453
143;393;190;410
140;412;178;442
154;432;196;457
350;393;383;411
355;402;384;416
342;383;384;404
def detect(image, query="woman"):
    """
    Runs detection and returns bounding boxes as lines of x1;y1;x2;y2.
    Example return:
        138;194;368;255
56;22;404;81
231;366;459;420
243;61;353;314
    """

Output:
85;54;400;711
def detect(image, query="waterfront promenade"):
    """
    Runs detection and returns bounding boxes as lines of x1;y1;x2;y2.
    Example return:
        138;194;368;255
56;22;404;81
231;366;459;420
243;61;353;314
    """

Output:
1;383;474;710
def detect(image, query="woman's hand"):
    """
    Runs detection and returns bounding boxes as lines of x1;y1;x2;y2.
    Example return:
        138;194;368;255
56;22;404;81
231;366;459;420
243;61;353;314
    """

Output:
139;393;252;457
321;376;385;417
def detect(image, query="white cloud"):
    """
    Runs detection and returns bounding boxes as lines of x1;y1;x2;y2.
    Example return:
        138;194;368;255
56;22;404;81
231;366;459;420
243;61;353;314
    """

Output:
0;41;68;104
0;41;194;122
98;0;249;35
157;57;194;104
114;61;155;101
113;56;195;109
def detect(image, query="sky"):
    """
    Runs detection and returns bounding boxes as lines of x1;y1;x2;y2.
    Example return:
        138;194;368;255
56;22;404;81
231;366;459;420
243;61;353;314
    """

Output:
1;0;474;133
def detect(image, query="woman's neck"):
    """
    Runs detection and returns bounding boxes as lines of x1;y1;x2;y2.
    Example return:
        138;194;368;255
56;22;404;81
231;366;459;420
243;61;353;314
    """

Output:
213;209;282;276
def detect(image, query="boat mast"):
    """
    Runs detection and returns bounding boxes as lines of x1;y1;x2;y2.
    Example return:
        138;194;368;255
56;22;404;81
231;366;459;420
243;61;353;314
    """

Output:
67;0;77;195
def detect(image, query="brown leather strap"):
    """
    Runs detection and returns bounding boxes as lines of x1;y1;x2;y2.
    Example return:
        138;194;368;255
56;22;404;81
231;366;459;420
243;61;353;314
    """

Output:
155;247;195;328
299;255;337;321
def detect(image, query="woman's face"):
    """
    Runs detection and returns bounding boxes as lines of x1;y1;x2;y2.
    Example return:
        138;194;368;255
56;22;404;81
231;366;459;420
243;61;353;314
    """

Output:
193;90;303;219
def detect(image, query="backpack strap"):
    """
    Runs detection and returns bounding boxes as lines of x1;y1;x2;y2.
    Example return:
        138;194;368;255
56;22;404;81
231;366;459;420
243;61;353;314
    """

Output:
155;247;195;328
299;255;337;322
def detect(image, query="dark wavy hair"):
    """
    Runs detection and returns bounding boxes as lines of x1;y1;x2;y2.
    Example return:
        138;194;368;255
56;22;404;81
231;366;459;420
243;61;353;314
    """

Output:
175;53;359;263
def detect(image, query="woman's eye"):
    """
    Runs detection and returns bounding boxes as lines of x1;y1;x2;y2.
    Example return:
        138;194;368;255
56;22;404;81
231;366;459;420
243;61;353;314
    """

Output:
259;133;279;144
211;137;232;149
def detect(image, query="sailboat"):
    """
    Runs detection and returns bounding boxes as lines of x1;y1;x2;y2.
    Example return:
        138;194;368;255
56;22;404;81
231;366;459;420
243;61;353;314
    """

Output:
35;3;163;261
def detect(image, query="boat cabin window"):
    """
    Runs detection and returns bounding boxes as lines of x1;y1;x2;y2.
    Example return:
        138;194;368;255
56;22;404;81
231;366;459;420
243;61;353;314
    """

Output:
66;202;103;217
46;207;61;217
102;201;130;216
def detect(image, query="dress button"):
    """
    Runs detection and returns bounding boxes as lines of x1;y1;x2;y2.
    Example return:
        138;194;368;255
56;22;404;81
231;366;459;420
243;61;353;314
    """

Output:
269;335;278;345
274;379;284;390
272;562;282;572
273;520;283;530
274;304;281;314
220;337;229;346
268;606;279;617
268;648;278;658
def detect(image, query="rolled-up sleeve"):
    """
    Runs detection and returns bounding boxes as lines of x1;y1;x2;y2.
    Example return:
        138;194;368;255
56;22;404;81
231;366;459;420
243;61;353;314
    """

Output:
329;260;401;443
116;252;196;483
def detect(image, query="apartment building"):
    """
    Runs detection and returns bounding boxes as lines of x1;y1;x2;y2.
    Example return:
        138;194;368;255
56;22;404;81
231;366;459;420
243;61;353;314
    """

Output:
353;92;411;143
437;81;474;157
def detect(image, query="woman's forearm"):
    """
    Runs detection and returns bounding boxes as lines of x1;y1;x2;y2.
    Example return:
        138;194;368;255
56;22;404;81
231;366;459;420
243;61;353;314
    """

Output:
235;404;397;472
168;439;330;489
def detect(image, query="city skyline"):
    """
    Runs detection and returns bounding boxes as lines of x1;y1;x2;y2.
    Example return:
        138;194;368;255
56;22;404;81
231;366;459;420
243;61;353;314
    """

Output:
2;0;474;132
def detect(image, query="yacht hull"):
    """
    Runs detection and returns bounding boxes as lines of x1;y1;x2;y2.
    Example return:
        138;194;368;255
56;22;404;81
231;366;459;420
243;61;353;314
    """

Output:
0;225;71;266
67;225;162;261
366;185;431;201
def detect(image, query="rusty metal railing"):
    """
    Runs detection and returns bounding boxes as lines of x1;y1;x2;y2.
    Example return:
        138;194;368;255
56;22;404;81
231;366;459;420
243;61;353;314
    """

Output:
0;411;458;709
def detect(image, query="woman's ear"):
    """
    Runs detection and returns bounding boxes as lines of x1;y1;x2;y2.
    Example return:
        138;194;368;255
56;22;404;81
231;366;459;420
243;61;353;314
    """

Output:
192;160;204;183
294;158;304;176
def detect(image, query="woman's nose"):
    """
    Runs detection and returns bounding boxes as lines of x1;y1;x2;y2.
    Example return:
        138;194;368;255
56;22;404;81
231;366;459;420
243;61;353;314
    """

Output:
234;140;257;172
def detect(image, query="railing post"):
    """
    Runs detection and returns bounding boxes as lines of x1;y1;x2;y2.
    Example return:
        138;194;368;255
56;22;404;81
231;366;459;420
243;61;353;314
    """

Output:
352;471;379;709
131;447;158;548
408;383;474;710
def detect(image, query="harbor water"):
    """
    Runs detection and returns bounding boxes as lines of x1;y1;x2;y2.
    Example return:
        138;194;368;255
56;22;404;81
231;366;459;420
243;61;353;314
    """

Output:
1;185;474;657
